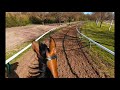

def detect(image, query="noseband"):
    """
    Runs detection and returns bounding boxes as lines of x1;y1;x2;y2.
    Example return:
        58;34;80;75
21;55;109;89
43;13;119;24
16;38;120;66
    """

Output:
46;55;57;61
37;42;57;78
38;42;57;61
29;41;58;78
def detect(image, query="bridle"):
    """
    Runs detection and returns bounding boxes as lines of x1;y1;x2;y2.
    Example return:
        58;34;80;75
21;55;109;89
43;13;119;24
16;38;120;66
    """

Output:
46;55;57;61
28;37;58;78
38;42;57;62
31;37;58;78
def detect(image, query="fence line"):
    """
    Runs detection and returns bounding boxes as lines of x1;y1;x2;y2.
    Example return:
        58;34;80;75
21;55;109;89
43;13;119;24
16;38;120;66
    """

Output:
76;28;114;56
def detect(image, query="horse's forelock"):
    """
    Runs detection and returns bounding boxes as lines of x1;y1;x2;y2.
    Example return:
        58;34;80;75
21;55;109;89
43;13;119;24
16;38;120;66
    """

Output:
39;42;49;62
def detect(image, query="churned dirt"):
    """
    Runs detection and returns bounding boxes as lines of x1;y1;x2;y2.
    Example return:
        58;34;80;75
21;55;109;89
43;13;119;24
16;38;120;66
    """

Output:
7;23;114;78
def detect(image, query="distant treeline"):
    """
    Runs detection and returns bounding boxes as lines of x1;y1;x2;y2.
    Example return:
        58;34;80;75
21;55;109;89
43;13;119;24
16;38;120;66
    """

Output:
6;12;87;27
6;12;114;27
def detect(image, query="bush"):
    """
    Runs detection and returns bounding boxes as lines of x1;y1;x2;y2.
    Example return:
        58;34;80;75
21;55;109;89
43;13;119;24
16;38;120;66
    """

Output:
29;16;43;24
6;13;31;27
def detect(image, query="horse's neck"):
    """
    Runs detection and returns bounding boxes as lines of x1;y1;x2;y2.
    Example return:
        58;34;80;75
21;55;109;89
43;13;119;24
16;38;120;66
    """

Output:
47;59;58;78
38;58;53;78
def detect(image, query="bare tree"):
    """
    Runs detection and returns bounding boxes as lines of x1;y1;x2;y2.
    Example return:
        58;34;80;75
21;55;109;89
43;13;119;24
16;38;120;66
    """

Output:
107;12;114;31
91;12;113;28
91;12;101;26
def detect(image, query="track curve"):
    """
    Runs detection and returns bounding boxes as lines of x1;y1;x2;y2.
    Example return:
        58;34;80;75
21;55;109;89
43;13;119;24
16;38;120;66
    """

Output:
8;23;113;78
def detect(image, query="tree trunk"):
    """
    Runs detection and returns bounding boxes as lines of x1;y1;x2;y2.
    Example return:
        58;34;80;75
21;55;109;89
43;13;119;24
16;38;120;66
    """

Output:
96;20;98;26
96;19;99;26
108;20;113;31
100;20;103;27
97;20;99;26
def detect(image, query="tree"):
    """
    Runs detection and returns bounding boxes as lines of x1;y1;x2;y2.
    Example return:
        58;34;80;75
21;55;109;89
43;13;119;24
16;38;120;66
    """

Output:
90;12;101;26
90;12;113;28
49;12;62;24
106;12;114;31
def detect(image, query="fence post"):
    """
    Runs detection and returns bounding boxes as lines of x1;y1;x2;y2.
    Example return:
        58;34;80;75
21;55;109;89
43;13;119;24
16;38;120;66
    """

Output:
89;40;91;48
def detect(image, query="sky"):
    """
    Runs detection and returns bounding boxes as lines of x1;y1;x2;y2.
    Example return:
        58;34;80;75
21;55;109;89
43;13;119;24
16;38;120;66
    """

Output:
83;12;92;15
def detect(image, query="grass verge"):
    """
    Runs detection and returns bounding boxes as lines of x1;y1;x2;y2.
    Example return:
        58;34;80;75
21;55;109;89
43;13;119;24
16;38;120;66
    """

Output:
79;21;114;77
81;21;114;51
6;41;32;60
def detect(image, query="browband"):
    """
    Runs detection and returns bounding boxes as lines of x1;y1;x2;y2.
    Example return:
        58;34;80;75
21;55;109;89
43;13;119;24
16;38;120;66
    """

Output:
46;55;57;61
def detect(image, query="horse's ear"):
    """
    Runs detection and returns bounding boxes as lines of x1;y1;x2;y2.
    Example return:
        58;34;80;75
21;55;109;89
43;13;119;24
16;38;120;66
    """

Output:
49;37;56;54
47;37;58;78
32;41;40;56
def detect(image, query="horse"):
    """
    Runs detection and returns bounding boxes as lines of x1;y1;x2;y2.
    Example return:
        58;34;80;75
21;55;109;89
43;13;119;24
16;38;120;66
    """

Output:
28;37;58;78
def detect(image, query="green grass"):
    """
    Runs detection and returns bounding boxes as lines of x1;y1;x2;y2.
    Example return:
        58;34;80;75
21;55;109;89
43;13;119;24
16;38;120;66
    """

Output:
80;21;114;77
6;41;32;60
9;48;32;64
90;45;114;66
81;21;114;51
88;44;114;77
6;14;31;27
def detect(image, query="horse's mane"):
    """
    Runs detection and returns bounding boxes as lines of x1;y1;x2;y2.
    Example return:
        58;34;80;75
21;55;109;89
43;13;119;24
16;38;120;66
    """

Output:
37;42;53;78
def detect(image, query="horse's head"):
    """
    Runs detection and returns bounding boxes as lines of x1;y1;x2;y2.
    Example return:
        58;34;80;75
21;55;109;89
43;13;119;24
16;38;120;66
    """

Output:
32;37;58;78
46;37;58;78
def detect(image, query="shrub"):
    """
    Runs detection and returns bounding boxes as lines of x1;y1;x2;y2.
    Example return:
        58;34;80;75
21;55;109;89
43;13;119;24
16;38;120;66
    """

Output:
6;13;31;27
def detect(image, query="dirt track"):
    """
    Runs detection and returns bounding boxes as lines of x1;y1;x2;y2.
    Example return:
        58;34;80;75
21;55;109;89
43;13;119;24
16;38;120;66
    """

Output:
6;24;60;52
7;23;114;78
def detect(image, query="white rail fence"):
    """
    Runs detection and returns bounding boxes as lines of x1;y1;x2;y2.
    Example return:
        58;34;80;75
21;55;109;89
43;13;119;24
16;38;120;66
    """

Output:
76;28;114;56
6;22;79;64
5;24;68;64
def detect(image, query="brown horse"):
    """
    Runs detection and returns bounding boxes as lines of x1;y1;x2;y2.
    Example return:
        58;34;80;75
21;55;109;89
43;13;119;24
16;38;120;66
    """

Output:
28;37;58;78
